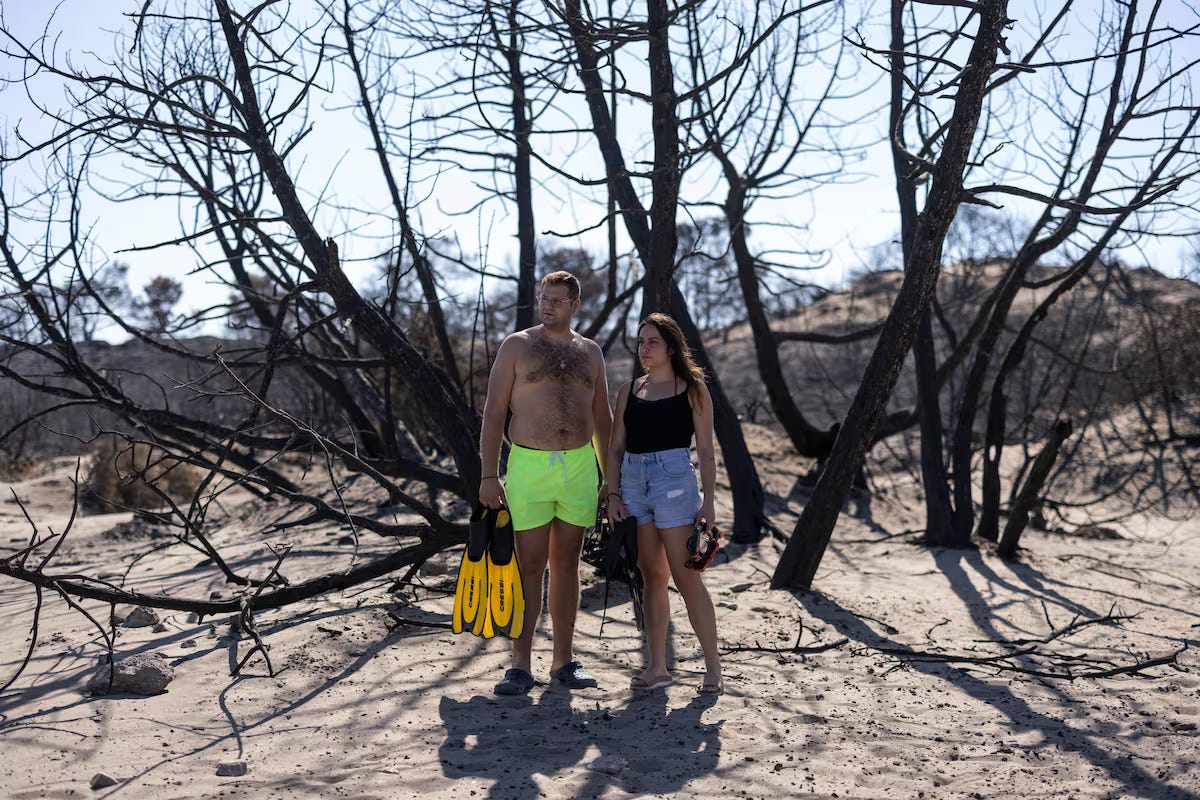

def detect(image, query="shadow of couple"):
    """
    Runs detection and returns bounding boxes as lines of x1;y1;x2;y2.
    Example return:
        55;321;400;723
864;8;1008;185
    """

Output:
439;683;722;799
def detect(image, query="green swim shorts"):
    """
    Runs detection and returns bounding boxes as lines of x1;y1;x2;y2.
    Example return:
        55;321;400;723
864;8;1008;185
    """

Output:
505;442;600;531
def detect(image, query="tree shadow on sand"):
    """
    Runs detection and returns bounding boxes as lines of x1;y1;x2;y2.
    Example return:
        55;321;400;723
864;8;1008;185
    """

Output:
439;686;721;799
796;568;1199;800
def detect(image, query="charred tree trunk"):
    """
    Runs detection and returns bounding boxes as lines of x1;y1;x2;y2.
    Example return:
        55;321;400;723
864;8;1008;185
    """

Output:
670;283;765;542
888;1;957;547
643;0;679;316
978;102;1200;539
915;310;958;545
979;256;1111;537
997;418;1072;559
505;0;538;332
564;0;767;538
772;0;1010;589
725;184;835;459
605;0;619;327
959;4;1147;542
976;390;1007;541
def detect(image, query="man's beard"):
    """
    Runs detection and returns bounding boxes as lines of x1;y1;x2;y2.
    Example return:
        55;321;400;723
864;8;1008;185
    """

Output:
541;314;572;332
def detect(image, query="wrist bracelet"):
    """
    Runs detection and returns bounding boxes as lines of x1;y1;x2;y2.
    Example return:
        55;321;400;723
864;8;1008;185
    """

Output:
481;475;498;480
607;492;622;500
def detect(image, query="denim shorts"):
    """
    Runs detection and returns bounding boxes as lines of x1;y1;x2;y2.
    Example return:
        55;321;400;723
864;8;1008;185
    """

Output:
620;448;701;529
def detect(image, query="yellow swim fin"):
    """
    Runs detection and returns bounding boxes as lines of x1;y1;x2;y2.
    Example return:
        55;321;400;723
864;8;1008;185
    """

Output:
487;507;525;640
452;504;491;637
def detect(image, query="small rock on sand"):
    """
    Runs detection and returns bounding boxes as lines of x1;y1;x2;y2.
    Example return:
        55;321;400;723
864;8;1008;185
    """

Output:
121;606;160;628
419;551;457;576
216;761;247;777
86;653;174;696
586;755;627;776
1070;524;1123;540
89;773;118;789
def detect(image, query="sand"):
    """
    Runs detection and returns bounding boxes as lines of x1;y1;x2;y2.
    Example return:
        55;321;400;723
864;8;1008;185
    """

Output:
1;452;1197;800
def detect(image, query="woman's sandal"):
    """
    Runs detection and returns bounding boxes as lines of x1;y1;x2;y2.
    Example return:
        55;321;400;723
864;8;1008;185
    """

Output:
695;679;724;695
630;673;674;691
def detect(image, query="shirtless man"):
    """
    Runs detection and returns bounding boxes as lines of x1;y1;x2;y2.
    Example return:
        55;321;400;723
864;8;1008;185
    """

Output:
479;270;612;696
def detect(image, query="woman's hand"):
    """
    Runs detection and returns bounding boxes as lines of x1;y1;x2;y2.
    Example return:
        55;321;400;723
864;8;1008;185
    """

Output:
607;493;629;523
695;499;717;532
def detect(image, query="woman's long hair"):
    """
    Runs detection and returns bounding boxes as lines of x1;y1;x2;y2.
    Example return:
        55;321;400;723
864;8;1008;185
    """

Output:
638;313;707;410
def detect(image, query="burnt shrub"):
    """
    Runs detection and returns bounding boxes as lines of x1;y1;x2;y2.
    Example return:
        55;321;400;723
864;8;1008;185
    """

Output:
84;437;203;513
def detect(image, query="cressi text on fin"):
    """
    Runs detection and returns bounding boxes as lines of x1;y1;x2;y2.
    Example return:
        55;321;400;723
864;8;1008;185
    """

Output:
487;507;524;640
453;504;491;636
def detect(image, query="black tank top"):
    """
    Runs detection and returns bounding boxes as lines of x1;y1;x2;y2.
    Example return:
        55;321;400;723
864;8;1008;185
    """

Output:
624;377;695;454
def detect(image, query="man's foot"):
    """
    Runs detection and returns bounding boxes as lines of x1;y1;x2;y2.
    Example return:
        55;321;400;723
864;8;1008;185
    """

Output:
549;661;598;689
494;668;536;696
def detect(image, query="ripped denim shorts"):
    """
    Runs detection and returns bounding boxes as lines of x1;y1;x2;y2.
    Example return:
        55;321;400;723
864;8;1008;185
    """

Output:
619;448;700;529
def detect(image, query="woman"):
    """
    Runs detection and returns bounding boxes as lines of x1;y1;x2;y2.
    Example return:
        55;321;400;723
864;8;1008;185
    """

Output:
606;313;722;695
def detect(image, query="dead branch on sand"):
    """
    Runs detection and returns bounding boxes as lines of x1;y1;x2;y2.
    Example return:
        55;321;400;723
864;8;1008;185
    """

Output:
862;641;1188;681
863;607;1189;681
0;478;451;691
720;617;850;656
721;606;1189;683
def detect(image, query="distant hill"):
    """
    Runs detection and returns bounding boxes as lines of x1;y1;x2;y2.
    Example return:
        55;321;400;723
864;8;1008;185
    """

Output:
695;263;1200;438
4;264;1198;464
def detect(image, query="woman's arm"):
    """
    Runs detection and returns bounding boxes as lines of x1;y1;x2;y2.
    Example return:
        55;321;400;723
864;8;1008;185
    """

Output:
693;382;717;525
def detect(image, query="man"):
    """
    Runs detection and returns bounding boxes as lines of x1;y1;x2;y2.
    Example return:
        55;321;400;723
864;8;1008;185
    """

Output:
479;270;612;695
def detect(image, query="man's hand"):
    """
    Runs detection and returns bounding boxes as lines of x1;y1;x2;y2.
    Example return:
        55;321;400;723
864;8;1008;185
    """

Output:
479;477;507;509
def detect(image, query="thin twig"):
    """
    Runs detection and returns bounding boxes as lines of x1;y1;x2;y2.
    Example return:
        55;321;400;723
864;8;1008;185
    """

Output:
722;637;850;656
981;604;1136;646
233;543;293;676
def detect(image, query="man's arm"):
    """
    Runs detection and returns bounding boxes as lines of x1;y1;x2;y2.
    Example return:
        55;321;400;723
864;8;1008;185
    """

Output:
479;336;518;507
590;343;613;487
605;381;631;522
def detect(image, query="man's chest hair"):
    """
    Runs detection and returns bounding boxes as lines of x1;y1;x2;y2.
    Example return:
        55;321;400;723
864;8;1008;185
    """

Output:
522;335;593;385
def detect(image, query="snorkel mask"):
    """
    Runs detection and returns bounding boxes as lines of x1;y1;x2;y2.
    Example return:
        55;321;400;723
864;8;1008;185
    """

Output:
685;519;722;571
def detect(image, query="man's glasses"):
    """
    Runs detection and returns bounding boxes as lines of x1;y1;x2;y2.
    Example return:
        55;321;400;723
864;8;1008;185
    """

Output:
537;294;573;309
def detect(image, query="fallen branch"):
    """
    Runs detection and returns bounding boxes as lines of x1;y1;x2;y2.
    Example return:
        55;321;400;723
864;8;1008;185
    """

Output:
925;617;951;642
979;603;1136;646
0;585;42;696
2;470;120;697
386;611;454;632
720;617;850;655
1;537;451;616
863;604;1189;680
868;642;1188;680
232;542;293;676
721;637;850;656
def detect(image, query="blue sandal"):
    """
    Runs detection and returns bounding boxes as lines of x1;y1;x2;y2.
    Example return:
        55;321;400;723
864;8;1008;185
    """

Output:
550;661;598;689
493;668;536;696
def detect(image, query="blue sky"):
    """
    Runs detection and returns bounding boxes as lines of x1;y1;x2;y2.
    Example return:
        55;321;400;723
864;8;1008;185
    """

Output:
2;0;1197;338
